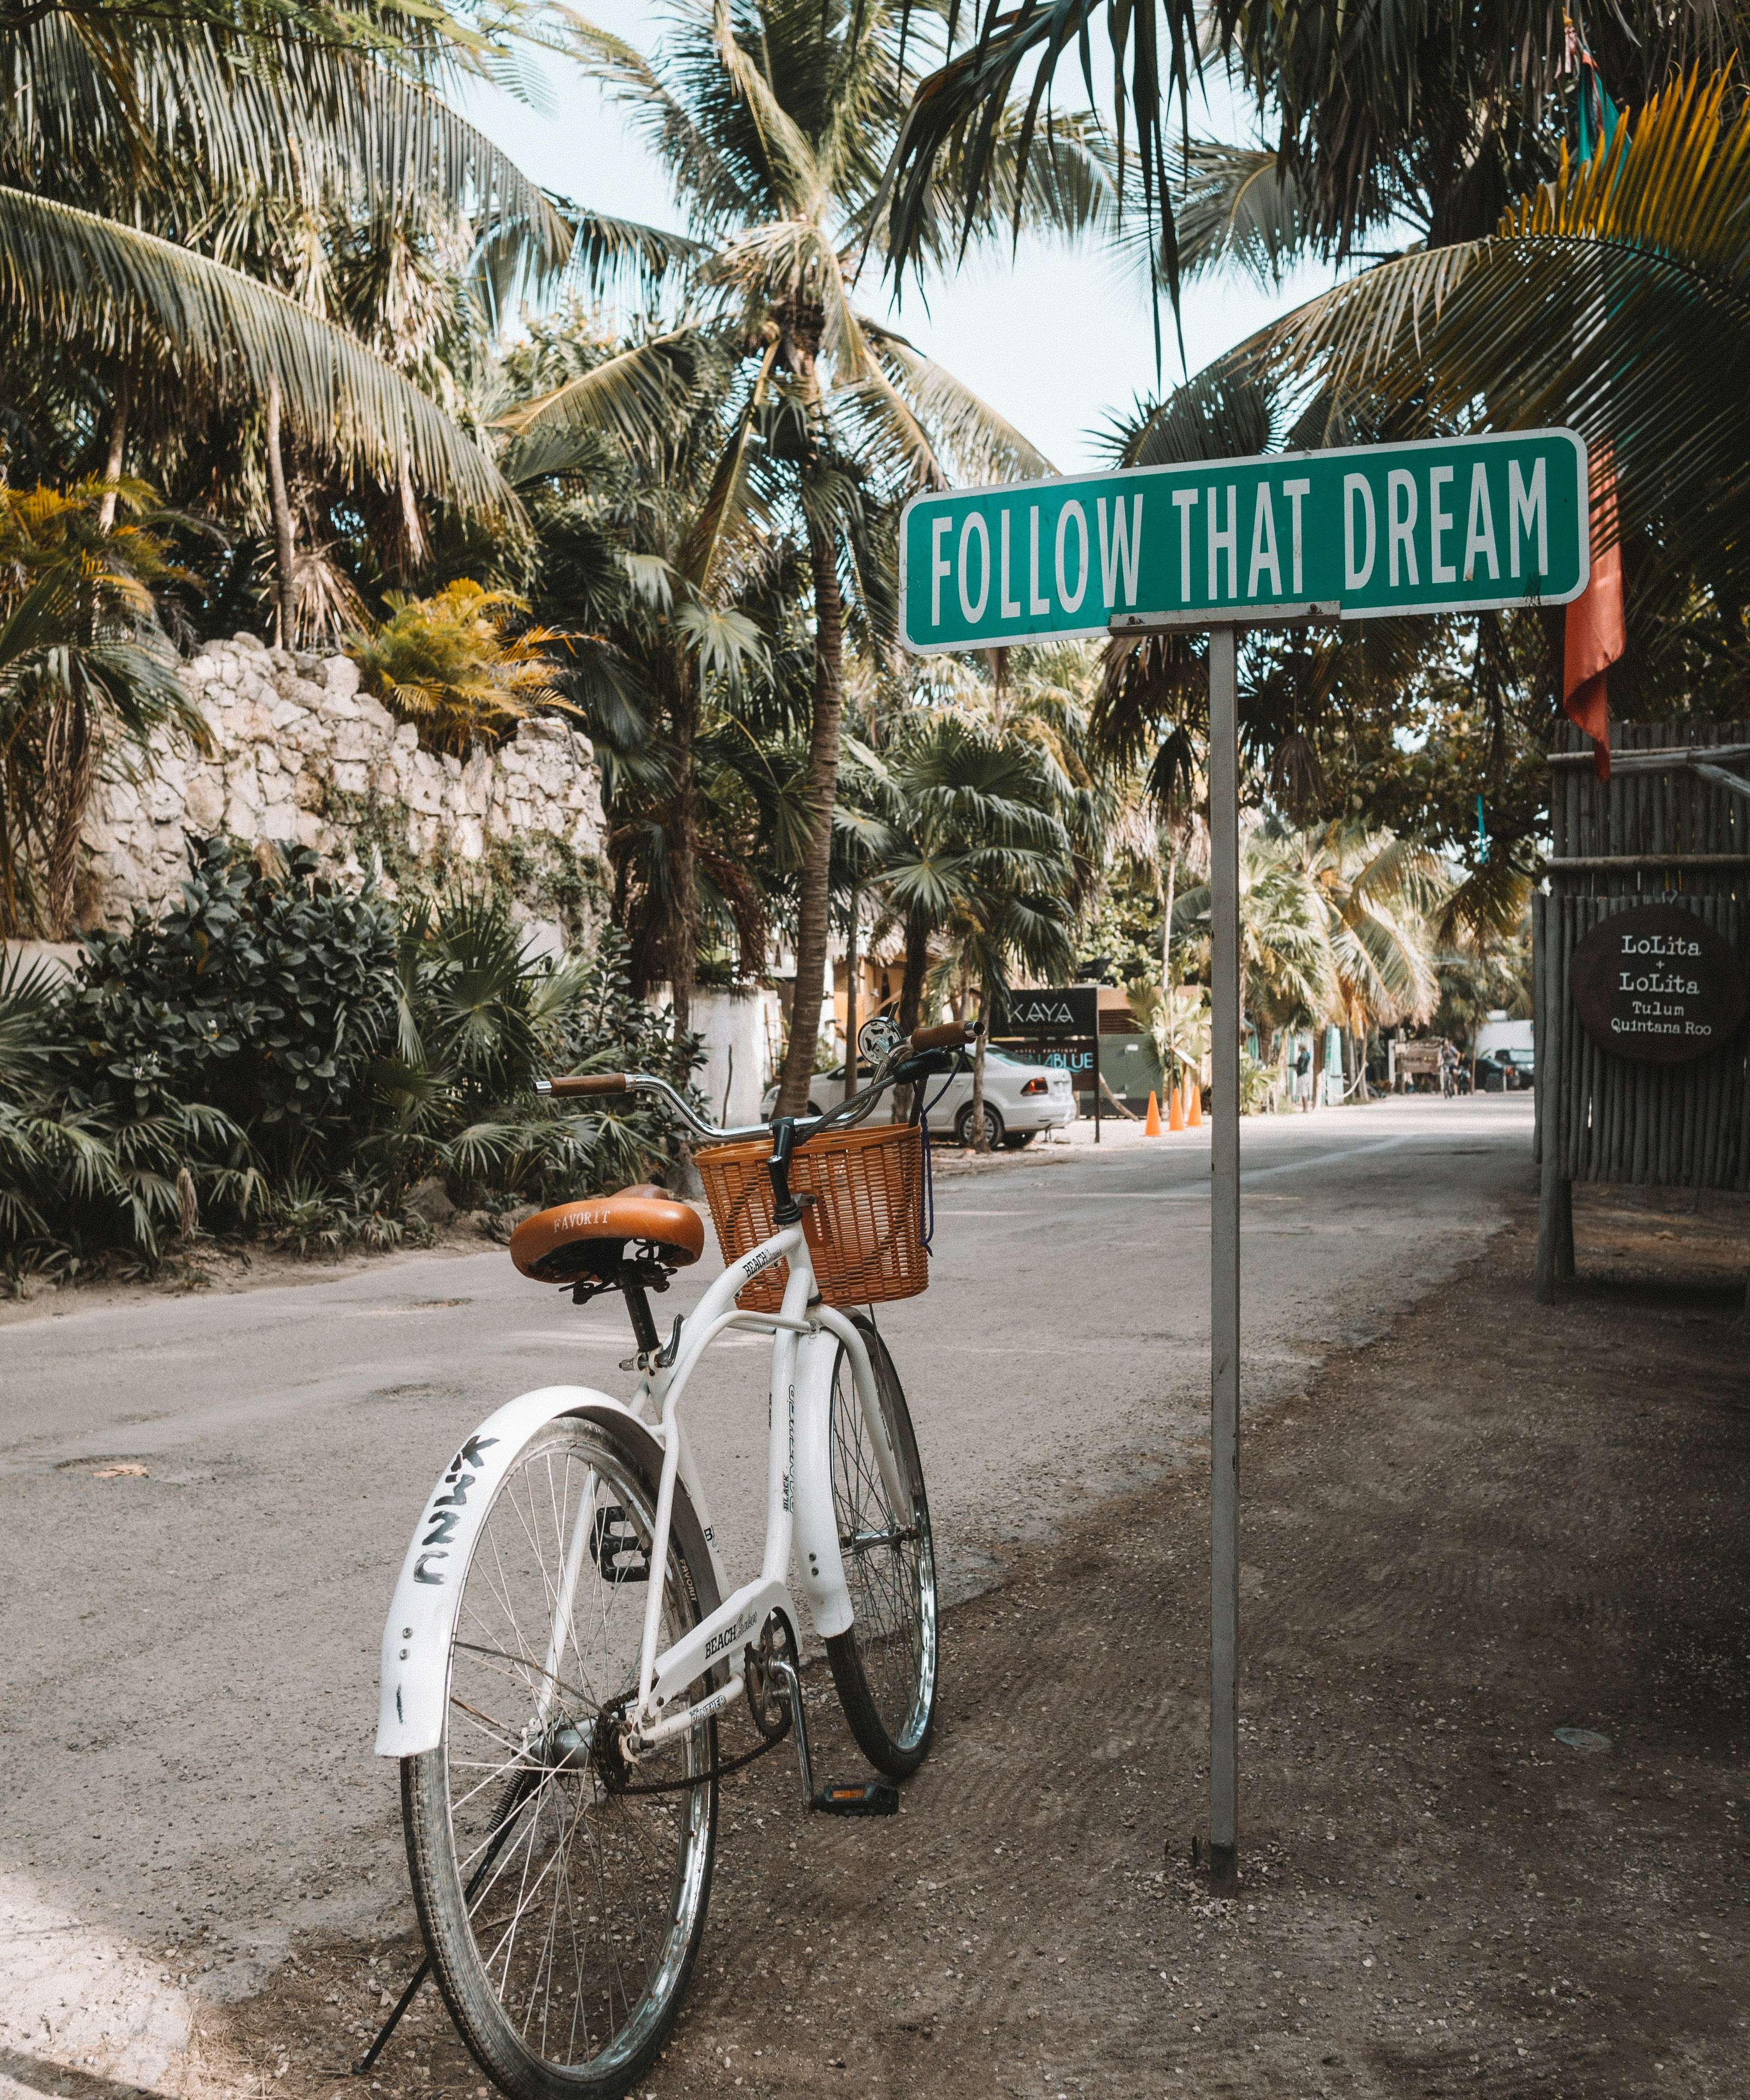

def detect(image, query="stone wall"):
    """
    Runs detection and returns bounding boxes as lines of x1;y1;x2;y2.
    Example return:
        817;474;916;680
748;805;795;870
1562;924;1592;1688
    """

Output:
82;634;606;928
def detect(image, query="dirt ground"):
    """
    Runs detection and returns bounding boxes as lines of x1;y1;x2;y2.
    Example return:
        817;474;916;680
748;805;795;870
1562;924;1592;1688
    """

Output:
199;1181;1750;2100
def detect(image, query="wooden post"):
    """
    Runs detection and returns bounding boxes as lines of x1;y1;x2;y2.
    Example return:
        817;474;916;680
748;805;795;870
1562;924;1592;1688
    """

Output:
1536;886;1572;1301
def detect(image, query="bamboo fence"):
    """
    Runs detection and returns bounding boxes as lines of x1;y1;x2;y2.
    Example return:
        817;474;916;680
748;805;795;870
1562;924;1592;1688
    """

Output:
1533;720;1750;1296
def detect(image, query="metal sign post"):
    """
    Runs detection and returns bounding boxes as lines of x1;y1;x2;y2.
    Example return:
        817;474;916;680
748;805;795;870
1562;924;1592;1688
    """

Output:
1206;620;1241;1892
896;430;1593;1895
1120;605;1333;1892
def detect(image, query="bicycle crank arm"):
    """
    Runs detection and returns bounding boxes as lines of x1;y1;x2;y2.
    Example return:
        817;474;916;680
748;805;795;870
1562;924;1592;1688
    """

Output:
766;1654;899;1818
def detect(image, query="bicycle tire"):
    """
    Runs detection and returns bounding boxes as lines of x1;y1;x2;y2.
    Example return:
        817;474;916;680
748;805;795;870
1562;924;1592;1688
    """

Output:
824;1315;938;1778
401;1415;720;2100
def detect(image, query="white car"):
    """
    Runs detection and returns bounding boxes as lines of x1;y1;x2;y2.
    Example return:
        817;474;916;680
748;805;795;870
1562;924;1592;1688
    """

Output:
761;1046;1077;1148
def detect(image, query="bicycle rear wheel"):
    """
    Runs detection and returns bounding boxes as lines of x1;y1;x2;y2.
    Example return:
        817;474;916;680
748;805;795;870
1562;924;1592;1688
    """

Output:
401;1415;719;2100
824;1315;938;1777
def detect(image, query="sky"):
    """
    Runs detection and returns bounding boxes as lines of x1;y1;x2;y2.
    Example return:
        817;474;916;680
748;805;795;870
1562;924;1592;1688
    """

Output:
456;6;1345;472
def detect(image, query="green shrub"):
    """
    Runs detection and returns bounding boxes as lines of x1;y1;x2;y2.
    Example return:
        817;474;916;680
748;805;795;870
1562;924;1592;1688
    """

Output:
371;909;704;1209
1;842;706;1285
1;947;256;1284
60;836;398;1160
1240;1049;1283;1115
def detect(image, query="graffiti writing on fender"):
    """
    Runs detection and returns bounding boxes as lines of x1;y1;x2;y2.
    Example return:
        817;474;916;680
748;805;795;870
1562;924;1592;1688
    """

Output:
411;1435;501;1584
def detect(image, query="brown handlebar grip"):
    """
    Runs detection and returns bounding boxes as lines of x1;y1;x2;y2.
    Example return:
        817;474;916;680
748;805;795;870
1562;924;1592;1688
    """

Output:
541;1073;628;1097
908;1022;981;1053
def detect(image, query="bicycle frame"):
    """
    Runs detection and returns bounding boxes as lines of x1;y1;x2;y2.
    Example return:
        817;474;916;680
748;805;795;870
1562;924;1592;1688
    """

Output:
375;1216;910;1761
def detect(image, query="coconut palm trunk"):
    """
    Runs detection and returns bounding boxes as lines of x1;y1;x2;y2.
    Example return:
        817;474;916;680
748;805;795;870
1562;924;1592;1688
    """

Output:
967;981;991;1148
264;375;298;646
97;380;128;532
668;662;700;1050
775;373;845;1115
42;692;95;938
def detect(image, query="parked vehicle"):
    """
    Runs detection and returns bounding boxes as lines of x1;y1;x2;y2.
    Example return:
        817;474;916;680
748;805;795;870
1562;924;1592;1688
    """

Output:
762;1045;1076;1147
1476;1046;1536;1091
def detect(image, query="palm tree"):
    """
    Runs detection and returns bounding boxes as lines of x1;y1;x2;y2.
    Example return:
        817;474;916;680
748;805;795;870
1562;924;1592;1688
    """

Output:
1;4;542;529
844;707;1077;1141
1172;831;1334;1064
499;315;795;1048
504;0;1128;1110
879;1;1741;290
1171;824;1442;1080
0;479;205;937
1;0;698;610
1250;70;1750;608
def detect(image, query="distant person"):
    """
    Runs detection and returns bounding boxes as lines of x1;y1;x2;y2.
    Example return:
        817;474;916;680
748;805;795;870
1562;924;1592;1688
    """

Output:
1293;1042;1313;1111
1439;1040;1458;1099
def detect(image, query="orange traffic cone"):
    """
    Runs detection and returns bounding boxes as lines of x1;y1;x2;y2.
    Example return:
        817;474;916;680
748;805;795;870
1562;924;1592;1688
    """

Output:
1167;1081;1187;1131
1144;1090;1163;1136
1186;1077;1203;1128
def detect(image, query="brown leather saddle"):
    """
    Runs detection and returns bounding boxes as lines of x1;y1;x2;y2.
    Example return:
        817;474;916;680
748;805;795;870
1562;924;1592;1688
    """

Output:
508;1183;705;1287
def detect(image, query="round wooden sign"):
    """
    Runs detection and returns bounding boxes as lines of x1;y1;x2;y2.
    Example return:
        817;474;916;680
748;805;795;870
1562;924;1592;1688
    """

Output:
1569;904;1749;1064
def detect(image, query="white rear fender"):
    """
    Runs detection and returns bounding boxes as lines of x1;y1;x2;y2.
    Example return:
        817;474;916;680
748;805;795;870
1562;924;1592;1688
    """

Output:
374;1387;656;1759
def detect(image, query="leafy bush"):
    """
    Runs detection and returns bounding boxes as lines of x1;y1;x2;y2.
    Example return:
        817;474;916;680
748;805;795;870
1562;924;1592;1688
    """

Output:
1240;1049;1283;1115
2;948;255;1284
371;907;704;1209
0;838;705;1286
347;580;575;756
61;837;398;1159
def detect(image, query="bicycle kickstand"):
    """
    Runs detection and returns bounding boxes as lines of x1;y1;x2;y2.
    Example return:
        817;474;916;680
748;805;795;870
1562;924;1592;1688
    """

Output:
766;1654;898;1818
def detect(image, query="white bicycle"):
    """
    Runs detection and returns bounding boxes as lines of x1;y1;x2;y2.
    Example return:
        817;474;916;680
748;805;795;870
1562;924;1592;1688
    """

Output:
373;1017;971;2098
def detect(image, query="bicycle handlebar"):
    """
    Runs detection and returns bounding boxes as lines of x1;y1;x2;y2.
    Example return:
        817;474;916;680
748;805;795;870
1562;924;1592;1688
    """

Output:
539;1072;628;1098
534;1019;983;1147
909;1021;981;1052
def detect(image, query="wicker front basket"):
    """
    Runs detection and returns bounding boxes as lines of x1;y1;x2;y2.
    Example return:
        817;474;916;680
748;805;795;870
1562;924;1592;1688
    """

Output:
696;1119;928;1312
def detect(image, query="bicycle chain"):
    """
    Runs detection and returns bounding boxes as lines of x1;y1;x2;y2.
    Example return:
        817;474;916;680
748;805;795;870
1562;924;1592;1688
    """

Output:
595;1708;792;1796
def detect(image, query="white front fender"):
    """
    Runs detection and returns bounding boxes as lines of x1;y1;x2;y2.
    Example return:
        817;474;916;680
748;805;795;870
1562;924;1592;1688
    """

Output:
374;1386;655;1759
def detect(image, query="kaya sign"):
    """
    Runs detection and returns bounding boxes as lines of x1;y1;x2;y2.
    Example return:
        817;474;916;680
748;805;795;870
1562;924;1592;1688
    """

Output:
1570;905;1749;1064
899;429;1589;652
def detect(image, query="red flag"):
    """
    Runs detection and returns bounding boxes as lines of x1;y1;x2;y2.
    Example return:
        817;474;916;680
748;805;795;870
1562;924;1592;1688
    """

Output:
1564;445;1624;781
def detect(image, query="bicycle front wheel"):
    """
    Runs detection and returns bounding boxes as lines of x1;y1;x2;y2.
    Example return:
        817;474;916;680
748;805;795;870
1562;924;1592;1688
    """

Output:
401;1415;719;2100
824;1315;938;1777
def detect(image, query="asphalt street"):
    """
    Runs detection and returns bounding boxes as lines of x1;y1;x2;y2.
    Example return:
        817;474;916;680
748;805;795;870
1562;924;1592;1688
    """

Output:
0;1093;1533;2095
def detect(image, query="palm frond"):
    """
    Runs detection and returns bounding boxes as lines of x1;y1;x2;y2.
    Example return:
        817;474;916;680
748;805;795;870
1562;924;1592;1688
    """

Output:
855;317;1053;482
880;0;1200;301
0;186;508;514
1168;140;1316;290
1252;68;1750;591
707;0;823;217
4;16;573;275
1099;357;1280;469
561;206;708;300
566;10;761;235
497;329;703;484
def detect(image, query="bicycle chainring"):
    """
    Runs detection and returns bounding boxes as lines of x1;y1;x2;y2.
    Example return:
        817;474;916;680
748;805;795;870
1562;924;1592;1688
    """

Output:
743;1612;797;1742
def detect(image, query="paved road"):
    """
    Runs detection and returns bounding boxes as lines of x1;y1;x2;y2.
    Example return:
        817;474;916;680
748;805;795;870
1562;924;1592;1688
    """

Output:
0;1094;1532;2093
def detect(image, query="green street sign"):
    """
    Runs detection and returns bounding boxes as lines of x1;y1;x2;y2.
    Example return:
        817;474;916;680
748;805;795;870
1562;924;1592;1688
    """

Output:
898;428;1589;653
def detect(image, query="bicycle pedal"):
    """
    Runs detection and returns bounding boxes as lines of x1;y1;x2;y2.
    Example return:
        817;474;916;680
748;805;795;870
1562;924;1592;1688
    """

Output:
810;1781;899;1817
